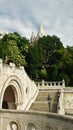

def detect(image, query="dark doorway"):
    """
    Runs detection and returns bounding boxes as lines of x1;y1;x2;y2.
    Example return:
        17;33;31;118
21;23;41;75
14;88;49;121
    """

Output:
2;100;8;109
2;86;16;109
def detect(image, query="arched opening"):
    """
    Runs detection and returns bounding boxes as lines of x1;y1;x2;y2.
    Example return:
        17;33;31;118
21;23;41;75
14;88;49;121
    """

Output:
7;121;19;130
45;126;53;130
2;86;16;109
27;123;36;130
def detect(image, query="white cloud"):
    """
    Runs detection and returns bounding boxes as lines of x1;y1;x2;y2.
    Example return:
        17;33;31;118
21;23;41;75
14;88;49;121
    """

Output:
0;0;73;46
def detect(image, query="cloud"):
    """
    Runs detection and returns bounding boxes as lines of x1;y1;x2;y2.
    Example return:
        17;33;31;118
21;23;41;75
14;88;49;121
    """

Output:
0;0;73;46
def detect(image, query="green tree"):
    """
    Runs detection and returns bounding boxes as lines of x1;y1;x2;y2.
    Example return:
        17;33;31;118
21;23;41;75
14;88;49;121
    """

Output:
0;32;73;86
26;42;45;80
0;32;27;66
26;35;64;81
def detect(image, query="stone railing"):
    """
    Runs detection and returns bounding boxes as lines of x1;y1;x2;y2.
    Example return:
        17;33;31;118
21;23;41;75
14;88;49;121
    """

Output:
0;110;73;130
36;79;65;89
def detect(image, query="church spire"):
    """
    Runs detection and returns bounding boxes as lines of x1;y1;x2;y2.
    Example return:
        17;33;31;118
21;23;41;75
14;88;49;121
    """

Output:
30;31;35;43
36;23;45;40
30;23;45;44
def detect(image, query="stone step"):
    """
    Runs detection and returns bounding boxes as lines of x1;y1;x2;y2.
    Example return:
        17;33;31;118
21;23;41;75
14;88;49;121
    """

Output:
35;91;58;102
30;102;48;112
30;90;58;112
30;102;57;112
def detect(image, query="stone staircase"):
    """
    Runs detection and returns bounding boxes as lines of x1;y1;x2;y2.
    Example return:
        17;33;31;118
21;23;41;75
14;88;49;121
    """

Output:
29;89;58;113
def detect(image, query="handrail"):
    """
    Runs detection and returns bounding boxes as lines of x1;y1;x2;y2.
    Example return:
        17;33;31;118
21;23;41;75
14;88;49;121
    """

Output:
36;79;65;88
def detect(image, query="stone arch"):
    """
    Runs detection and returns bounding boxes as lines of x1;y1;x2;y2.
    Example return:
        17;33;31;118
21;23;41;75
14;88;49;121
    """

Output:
7;120;20;130
45;126;53;130
0;75;24;110
26;123;36;130
43;123;58;130
10;121;18;130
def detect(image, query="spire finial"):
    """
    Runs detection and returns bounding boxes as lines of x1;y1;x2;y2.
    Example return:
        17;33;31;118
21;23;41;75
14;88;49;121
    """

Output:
36;23;45;40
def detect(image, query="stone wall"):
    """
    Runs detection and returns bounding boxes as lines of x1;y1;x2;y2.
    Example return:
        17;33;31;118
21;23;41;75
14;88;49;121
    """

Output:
0;110;73;130
36;80;73;115
0;59;38;110
0;58;73;115
0;59;73;129
64;87;73;115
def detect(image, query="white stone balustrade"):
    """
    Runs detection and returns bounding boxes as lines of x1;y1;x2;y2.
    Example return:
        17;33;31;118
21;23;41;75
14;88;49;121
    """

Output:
36;80;65;89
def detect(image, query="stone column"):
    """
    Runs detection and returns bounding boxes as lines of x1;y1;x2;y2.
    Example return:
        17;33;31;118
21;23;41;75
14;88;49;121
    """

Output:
0;118;3;130
62;79;65;87
15;102;22;110
42;80;44;87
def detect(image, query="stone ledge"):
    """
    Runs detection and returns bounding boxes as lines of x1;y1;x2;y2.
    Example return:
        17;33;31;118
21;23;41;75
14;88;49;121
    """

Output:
0;109;73;123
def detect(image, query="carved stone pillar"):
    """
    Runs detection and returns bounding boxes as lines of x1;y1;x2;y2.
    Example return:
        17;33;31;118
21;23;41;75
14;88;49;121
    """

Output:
15;102;22;110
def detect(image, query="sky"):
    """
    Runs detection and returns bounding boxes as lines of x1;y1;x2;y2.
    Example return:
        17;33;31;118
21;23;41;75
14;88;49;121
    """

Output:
0;0;73;47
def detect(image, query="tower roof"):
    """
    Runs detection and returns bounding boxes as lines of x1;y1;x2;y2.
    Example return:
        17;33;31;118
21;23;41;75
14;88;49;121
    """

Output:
30;31;36;43
36;23;45;40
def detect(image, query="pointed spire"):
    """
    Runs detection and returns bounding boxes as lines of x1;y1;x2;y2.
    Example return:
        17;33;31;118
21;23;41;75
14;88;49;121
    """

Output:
30;32;35;43
36;23;45;40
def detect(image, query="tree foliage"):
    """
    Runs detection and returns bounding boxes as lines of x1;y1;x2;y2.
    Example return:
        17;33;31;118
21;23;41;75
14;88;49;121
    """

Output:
0;32;73;86
26;35;73;86
0;32;29;66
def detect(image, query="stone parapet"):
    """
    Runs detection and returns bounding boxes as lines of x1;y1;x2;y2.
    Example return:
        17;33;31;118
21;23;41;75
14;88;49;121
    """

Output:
36;79;65;89
0;110;73;130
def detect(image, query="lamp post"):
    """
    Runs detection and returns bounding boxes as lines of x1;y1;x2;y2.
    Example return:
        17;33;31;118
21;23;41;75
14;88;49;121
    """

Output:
47;94;52;112
57;90;60;98
57;90;61;109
